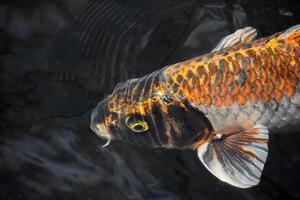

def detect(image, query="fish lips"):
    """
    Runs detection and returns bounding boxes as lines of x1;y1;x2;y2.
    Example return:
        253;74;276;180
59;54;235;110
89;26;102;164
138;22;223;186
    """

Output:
90;101;111;140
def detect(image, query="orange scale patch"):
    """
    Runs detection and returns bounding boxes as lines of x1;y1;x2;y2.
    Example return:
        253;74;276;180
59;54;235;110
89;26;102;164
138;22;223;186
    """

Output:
181;79;188;89
284;85;297;97
230;81;240;96
254;80;263;95
246;49;256;57
294;66;300;79
270;55;279;66
203;96;212;106
192;86;200;99
208;63;218;76
191;76;198;86
223;72;235;85
269;68;279;83
261;92;271;103
213;70;223;85
265;60;272;71
281;53;292;66
288;62;298;72
247;69;257;82
248;93;259;104
274;55;282;66
258;50;267;61
208;85;217;97
180;89;188;98
265;81;275;94
294;65;300;78
234;52;244;60
231;59;241;75
197;97;204;106
288;73;298;86
236;94;247;105
196;66;205;77
279;66;289;79
273;89;283;103
260;70;268;83
187;86;193;95
215;96;223;107
186;69;194;79
164;34;300;109
276;78;286;91
241;57;251;71
241;81;252;96
223;93;234;107
201;73;211;87
253;56;262;71
219;84;228;97
219;59;229;74
197;86;205;98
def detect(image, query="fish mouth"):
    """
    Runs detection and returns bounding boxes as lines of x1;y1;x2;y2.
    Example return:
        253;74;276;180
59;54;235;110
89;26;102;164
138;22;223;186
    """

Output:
90;103;111;140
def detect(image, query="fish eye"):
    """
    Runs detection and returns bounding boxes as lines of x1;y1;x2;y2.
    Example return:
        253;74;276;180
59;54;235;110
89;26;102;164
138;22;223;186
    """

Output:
125;116;149;133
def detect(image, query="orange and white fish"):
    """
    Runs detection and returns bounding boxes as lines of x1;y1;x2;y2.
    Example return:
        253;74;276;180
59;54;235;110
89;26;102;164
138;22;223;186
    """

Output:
90;25;300;188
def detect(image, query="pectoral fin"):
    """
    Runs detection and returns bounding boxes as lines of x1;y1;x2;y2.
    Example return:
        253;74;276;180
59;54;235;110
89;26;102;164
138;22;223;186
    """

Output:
212;27;257;52
197;124;269;188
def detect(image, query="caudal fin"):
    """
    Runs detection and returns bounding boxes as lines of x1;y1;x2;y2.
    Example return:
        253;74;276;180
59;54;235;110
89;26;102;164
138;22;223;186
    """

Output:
197;124;269;188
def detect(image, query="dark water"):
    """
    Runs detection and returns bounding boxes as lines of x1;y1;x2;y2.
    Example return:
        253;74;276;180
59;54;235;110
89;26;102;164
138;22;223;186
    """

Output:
1;0;300;199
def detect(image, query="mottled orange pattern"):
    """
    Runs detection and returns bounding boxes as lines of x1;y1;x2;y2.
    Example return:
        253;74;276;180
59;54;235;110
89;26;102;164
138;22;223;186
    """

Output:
103;27;300;130
163;31;300;108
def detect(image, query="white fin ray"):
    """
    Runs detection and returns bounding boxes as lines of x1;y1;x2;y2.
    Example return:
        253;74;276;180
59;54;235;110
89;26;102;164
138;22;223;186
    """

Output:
212;27;257;52
197;124;269;188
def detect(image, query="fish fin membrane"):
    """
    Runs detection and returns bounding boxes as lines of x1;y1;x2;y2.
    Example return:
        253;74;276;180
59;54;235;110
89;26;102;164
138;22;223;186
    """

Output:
212;27;257;52
279;24;300;44
197;124;269;188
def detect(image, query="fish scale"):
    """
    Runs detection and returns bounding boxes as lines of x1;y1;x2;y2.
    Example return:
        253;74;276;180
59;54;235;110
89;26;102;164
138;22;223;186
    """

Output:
162;29;300;132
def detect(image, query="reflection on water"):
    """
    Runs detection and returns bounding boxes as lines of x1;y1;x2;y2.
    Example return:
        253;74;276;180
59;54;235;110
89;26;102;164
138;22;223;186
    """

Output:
1;0;300;199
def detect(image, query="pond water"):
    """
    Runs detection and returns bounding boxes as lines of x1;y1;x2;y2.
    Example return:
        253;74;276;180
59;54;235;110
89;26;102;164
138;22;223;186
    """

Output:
1;0;300;199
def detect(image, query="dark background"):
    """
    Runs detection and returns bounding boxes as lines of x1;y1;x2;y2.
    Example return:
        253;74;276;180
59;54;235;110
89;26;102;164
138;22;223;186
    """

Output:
0;0;300;199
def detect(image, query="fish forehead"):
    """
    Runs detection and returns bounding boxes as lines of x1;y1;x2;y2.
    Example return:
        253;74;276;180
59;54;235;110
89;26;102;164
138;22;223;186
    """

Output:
163;32;299;109
107;69;165;115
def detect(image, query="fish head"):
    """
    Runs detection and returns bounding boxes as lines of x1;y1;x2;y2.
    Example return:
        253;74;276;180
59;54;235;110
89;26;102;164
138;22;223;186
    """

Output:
90;76;170;147
90;74;212;148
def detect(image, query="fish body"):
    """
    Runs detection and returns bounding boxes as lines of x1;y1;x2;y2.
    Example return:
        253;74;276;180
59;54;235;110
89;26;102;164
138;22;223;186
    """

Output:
90;25;300;188
163;27;300;133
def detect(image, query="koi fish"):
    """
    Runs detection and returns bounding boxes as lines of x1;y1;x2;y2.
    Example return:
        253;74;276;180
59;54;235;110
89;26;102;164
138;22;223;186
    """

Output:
90;25;300;188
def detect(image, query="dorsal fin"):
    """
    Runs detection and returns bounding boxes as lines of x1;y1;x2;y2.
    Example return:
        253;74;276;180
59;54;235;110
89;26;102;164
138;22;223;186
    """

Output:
212;27;257;52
